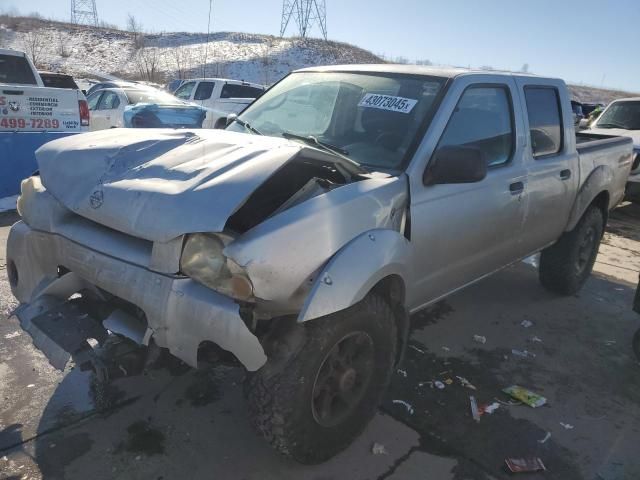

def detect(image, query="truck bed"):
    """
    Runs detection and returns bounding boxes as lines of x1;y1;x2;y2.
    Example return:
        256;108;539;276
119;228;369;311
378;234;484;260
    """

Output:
576;131;631;153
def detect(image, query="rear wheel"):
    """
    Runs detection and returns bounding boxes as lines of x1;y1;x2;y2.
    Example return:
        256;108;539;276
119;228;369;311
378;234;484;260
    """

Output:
245;293;397;464
539;206;604;295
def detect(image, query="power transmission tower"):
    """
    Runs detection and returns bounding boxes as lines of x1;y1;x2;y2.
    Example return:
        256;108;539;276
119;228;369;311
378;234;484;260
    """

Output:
70;0;99;27
280;0;327;40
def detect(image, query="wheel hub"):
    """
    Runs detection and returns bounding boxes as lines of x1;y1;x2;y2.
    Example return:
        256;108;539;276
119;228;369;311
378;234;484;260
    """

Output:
311;331;374;427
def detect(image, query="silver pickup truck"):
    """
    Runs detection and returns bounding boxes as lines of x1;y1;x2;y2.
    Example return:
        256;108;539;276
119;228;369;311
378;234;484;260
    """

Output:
6;65;634;463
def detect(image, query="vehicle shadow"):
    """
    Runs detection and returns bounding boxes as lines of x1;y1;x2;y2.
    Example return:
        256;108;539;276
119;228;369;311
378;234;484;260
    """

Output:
20;263;640;480
608;202;640;242
0;211;20;228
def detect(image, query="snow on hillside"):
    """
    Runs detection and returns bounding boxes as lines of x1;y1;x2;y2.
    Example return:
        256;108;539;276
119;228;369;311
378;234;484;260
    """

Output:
0;17;382;86
0;16;636;103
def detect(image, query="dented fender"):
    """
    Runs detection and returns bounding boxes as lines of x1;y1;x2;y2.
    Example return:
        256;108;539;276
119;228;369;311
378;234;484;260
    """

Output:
298;229;410;322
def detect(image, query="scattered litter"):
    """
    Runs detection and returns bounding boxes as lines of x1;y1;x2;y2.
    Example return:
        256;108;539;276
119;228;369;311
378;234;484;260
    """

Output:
560;422;575;430
371;442;388;455
418;381;433;388
4;331;21;339
438;370;452;375
397;369;408;377
392;399;415;414
503;386;547;408
604;340;617;346
456;376;477;390
614;287;624;292
49;443;56;449
409;345;425;354
481;402;500;415
538;432;551;444
529;336;543;343
434;381;445;390
473;335;487;344
520;320;534;328
135;455;142;461
511;349;536;359
505;457;546;473
444;378;453;385
441;346;450;352
118;365;128;376
470;396;481;422
494;397;523;406
26;384;35;388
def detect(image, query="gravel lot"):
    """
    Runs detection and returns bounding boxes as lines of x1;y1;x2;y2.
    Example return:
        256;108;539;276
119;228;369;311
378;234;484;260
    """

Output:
1;204;639;480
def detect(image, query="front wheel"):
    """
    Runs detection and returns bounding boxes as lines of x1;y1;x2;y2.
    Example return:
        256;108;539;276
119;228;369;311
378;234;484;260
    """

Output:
539;206;604;295
245;293;397;464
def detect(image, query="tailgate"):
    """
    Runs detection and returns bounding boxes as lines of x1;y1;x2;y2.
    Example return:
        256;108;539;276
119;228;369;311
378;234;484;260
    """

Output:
0;86;82;132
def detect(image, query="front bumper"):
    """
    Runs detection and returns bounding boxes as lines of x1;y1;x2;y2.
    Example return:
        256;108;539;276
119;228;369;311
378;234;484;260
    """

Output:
6;221;267;371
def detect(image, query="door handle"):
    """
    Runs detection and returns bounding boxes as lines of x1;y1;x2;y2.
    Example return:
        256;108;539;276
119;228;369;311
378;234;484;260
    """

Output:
509;181;524;195
560;169;571;180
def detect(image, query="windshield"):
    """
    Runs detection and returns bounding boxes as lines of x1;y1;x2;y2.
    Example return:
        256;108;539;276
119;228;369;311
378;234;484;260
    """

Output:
125;89;184;105
595;101;640;130
227;71;446;169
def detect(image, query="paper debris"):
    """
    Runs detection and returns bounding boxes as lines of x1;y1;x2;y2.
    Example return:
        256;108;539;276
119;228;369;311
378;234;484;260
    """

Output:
511;349;536;359
456;376;477;390
392;399;414;414
473;335;487;344
521;320;534;328
397;369;408;377
560;422;575;430
482;402;500;414
409;344;425;354
371;442;388;455
538;432;551;444
470;396;481;422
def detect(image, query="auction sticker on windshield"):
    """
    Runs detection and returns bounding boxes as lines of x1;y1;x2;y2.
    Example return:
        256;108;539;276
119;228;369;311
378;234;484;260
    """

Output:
358;93;418;114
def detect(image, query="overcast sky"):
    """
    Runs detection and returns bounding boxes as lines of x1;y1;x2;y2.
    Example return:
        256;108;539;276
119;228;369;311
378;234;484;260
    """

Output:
3;0;639;92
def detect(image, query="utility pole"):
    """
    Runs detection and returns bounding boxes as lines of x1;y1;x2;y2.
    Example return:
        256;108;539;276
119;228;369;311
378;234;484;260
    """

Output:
71;0;99;27
280;0;327;40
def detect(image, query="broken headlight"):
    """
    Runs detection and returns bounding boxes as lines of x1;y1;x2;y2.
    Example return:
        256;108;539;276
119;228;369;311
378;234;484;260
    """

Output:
180;233;253;300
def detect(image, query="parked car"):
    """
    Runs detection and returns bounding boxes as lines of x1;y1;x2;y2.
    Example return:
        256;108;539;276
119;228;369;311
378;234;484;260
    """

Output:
173;78;265;127
571;100;584;127
6;65;634;464
86;80;139;97
585;97;640;202
87;86;207;130
0;49;89;197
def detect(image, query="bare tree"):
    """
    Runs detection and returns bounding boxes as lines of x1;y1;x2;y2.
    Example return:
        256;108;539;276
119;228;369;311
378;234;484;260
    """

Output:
171;46;193;80
135;47;162;83
57;32;70;58
21;30;46;67
127;13;145;49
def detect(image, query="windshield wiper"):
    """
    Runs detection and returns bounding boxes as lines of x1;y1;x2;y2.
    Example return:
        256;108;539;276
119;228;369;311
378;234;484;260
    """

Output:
281;131;368;176
282;132;350;155
596;122;628;129
230;116;262;135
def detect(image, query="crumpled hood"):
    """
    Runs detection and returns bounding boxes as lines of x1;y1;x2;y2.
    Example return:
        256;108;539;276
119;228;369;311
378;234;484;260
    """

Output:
36;128;302;242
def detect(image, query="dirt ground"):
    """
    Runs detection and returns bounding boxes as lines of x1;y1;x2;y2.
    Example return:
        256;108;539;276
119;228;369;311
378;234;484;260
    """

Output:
1;203;639;480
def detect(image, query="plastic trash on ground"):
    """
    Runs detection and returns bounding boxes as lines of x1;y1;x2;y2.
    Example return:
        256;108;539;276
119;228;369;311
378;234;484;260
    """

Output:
505;457;546;473
502;385;547;408
473;335;487;344
371;442;388;455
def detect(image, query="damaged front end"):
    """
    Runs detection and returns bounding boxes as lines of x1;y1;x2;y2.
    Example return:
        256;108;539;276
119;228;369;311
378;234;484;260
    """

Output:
6;128;408;374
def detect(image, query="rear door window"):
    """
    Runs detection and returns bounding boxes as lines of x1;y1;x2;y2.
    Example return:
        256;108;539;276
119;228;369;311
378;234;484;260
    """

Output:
437;86;514;167
524;87;563;158
87;92;102;110
194;81;215;100
174;81;196;100
220;84;264;99
97;91;120;110
0;54;37;85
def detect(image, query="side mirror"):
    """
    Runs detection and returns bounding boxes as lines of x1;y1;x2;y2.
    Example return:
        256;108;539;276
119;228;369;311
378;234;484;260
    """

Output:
226;113;238;126
423;146;487;185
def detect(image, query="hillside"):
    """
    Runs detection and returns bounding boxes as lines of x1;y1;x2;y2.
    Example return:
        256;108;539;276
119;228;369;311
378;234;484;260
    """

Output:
0;16;382;86
0;15;636;104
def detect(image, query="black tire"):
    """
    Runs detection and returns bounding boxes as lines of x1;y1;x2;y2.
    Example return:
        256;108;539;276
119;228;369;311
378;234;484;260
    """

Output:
539;206;604;295
245;293;397;464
